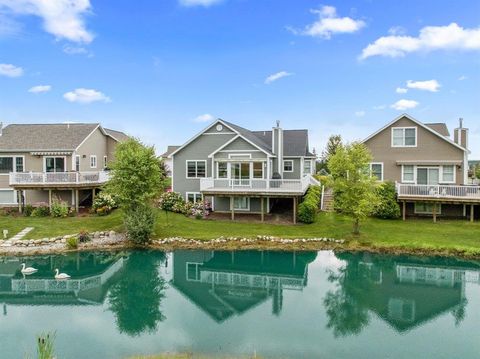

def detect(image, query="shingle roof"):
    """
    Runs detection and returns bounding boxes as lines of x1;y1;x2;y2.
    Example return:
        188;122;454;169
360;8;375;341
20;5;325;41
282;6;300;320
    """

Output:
161;145;180;158
425;123;450;137
221;120;313;157
0;123;100;151
104;128;130;142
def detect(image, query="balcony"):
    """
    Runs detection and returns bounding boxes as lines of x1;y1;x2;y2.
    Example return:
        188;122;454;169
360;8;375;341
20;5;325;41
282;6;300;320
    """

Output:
9;171;109;188
200;175;319;196
396;183;480;203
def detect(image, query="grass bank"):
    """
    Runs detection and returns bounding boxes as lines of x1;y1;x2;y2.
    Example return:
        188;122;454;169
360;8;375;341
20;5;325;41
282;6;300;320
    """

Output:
1;210;480;256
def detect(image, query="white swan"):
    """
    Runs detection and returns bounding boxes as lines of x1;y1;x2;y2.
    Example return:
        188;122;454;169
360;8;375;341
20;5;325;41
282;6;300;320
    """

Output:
21;263;38;275
54;269;71;280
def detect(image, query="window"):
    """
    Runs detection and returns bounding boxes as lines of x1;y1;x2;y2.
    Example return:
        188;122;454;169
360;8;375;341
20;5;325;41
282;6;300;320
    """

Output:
186;160;206;178
75;156;80;172
392;127;416;147
217;162;228;178
303;159;312;175
415;203;442;214
370;163;383;181
186;262;202;281
442;165;455;183
15;157;24;172
283;160;294;172
402;165;415;183
103;156;108;169
0;157;13;174
90;155;97;169
0;189;16;204
186;192;202;203
253;162;263;178
45;157;65;172
233;197;249;210
388;298;415;322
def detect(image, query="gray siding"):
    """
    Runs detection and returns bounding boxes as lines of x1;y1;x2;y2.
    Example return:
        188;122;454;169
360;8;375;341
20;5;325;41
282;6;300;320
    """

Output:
282;158;301;179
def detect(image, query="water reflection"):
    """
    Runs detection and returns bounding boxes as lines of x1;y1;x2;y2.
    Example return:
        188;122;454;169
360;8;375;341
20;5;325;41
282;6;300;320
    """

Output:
324;252;479;336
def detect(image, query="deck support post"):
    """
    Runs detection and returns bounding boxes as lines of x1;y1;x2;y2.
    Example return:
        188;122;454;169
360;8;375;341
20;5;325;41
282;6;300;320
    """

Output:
293;196;297;224
402;201;406;221
471;204;475;223
230;196;234;221
48;189;52;210
17;190;22;214
92;188;96;203
432;202;437;223
75;189;79;213
260;197;265;222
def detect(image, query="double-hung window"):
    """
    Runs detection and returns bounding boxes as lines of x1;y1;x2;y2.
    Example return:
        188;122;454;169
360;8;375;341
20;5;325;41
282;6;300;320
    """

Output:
15;157;24;172
441;165;455;183
187;160;206;178
283;160;293;172
402;165;415;183
370;163;383;181
186;192;202;203
303;159;312;175
217;162;228;178
253;162;263;179
392;127;416;147
90;155;97;169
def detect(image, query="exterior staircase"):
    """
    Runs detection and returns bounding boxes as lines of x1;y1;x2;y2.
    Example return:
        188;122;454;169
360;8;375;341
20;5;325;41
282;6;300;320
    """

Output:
321;188;335;212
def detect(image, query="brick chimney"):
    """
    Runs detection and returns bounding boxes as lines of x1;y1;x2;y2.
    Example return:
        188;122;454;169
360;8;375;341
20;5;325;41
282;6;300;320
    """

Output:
454;118;468;149
272;120;284;175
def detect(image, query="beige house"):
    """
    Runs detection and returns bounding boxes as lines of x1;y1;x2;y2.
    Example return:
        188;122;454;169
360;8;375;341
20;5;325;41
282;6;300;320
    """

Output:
0;123;128;211
363;114;479;221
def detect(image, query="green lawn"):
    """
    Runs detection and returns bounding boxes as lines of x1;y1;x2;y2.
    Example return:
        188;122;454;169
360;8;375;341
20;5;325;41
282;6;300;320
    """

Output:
1;210;479;255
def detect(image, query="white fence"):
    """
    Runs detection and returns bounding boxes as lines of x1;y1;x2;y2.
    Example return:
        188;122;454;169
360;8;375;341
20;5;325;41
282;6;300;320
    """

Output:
9;171;109;186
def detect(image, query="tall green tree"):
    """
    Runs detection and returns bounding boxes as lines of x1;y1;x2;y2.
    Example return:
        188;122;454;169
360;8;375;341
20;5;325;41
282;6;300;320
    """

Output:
107;138;165;243
328;142;379;234
319;135;343;173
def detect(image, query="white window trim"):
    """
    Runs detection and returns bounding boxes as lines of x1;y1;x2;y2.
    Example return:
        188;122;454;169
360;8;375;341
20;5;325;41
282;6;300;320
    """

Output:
0;188;18;205
391;127;417;148
414;202;442;215
43;156;67;173
186;262;202;282
283;160;294;173
228;153;252;159
0;155;25;175
75;155;81;172
440;165;456;184
232;197;250;211
186;160;207;179
216;161;229;179
369;162;384;181
90;155;97;169
401;165;416;184
186;192;202;202
303;158;313;176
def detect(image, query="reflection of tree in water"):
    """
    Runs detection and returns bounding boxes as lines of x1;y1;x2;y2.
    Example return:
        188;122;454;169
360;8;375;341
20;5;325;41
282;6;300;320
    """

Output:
108;251;167;336
323;262;371;338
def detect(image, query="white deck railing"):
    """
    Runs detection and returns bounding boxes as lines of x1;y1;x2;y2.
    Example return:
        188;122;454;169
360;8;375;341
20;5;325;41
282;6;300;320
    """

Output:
200;175;319;194
396;183;480;200
9;171;109;186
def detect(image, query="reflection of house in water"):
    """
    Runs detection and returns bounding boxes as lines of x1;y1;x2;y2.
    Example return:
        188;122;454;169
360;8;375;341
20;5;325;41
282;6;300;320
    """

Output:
0;252;125;308
171;250;317;322
338;253;480;332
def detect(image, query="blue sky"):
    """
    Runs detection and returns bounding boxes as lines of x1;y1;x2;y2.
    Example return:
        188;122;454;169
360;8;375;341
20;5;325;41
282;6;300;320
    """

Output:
0;0;479;157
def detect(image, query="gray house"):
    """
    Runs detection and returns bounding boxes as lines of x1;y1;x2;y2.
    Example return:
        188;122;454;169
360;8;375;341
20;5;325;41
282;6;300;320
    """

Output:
169;119;319;222
363;114;479;221
0;123;128;211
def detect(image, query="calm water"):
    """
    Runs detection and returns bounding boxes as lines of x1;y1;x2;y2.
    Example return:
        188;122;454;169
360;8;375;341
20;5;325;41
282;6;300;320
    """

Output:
0;250;479;359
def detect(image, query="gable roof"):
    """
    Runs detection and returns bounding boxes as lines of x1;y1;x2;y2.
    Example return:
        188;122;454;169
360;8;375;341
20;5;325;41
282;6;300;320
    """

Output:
170;118;314;158
363;113;467;152
160;145;180;158
425;123;450;137
0;123;127;152
104;128;129;142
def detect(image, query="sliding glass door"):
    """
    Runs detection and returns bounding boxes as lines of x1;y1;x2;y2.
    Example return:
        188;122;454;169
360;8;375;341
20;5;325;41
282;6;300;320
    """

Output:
417;168;439;185
45;157;66;173
231;162;250;186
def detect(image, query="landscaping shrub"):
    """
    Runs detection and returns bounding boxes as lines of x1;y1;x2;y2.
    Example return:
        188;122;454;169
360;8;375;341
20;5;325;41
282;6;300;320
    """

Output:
50;198;69;218
124;205;156;245
157;191;184;212
31;204;50;217
66;236;79;249
78;230;91;243
23;205;34;217
373;181;401;219
298;185;322;224
92;192;117;216
36;332;56;359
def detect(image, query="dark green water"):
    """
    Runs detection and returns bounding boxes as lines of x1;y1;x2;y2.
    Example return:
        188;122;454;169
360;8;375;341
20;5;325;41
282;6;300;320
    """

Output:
0;250;479;359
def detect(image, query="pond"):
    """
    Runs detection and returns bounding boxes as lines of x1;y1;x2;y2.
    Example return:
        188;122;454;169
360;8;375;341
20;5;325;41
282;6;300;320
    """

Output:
0;249;479;358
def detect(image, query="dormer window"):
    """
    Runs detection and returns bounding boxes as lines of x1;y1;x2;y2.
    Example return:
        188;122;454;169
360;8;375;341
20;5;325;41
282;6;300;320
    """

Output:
392;127;417;147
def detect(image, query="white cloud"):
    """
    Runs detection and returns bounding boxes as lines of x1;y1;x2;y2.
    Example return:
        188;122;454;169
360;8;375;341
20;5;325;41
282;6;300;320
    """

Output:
355;110;365;117
63;88;110;104
289;5;365;39
264;71;293;84
0;0;94;43
0;63;23;77
193;113;215;122
372;104;386;110
406;79;440;92
391;99;419;111
28;84;51;93
388;26;406;36
360;23;480;59
179;0;223;7
396;87;408;94
63;45;88;55
458;75;467;81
